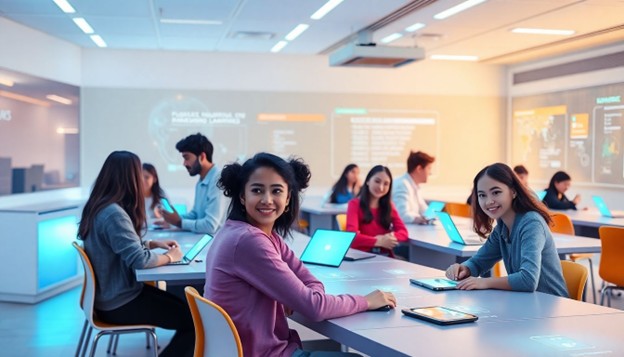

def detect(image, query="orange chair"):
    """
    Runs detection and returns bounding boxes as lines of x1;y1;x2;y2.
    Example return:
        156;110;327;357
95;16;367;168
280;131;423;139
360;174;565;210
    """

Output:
185;286;243;357
561;260;588;301
444;202;471;218
598;226;624;307
335;214;347;231
549;213;596;303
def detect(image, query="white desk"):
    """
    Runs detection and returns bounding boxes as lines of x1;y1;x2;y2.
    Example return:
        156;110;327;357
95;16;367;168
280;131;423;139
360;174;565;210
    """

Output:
300;196;347;233
136;229;623;357
406;222;601;270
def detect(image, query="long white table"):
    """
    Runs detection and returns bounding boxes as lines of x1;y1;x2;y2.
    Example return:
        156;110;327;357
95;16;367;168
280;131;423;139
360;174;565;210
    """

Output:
136;229;624;357
406;221;602;270
300;196;347;233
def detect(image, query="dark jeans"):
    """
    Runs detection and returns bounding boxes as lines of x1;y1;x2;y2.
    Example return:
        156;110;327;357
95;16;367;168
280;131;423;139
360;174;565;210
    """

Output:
96;284;194;357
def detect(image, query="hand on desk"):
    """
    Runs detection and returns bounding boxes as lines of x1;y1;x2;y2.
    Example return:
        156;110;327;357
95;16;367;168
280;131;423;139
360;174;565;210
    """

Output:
151;239;179;250
164;246;183;263
375;233;398;250
365;290;397;311
413;216;432;225
445;263;471;281
160;208;182;228
152;220;171;229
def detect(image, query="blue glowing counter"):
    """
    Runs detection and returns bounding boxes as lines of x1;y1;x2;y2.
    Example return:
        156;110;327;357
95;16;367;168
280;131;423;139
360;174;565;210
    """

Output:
0;198;84;303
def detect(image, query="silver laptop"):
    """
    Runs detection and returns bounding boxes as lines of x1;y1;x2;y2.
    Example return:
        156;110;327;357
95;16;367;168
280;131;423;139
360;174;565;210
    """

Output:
436;211;483;245
592;195;624;218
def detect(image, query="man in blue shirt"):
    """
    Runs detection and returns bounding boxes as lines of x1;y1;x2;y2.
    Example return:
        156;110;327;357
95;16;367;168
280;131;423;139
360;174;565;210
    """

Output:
161;133;228;234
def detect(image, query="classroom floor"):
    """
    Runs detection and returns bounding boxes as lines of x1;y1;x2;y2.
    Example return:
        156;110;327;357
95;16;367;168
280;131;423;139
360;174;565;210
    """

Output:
0;256;620;357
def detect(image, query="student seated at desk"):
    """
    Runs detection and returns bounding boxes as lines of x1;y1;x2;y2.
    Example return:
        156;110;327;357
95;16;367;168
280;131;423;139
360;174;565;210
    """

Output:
78;151;194;357
468;164;529;205
204;153;396;357
142;163;167;220
446;163;568;297
326;163;361;204
542;171;581;210
346;165;409;259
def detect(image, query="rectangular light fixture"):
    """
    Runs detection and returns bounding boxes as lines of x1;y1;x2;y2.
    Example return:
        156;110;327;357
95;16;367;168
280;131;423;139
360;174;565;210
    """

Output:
511;28;575;36
311;0;344;20
56;127;79;134
90;35;107;48
46;95;73;105
0;91;50;107
0;78;14;87
430;54;479;61
160;18;223;25
434;0;487;20
405;23;426;32
285;24;310;41
270;40;288;53
72;17;94;34
380;33;403;44
52;0;75;13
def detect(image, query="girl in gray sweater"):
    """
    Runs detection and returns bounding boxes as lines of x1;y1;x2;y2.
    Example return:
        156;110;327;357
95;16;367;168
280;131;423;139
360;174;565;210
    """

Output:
446;163;568;297
78;151;194;357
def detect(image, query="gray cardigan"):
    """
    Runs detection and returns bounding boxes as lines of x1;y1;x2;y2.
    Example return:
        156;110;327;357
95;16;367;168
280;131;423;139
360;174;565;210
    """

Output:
83;203;159;310
463;211;569;297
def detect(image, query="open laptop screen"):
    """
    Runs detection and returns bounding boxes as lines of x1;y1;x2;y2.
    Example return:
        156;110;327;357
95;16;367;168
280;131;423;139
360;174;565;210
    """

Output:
300;229;356;267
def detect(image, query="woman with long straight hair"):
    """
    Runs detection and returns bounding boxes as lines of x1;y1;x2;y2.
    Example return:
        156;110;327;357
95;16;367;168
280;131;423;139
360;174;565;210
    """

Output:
345;165;409;259
448;163;568;297
78;151;194;357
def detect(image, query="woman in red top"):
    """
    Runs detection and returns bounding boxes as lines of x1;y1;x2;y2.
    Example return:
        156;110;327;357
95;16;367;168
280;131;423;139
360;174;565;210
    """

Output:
346;165;409;259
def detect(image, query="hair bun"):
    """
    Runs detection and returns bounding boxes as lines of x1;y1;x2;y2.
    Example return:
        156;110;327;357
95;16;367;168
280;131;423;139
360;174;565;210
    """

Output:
218;163;243;197
288;157;311;191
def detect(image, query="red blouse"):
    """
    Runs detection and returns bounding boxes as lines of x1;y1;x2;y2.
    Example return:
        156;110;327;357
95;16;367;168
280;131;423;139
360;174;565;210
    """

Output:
345;198;408;253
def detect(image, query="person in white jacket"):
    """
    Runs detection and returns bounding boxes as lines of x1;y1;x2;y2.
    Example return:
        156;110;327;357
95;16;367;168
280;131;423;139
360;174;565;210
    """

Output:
391;151;435;224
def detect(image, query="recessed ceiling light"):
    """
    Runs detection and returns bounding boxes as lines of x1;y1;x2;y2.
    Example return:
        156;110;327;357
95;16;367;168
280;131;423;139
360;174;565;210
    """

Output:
434;0;487;20
430;54;479;61
511;28;575;35
56;127;79;134
285;24;310;41
380;33;403;44
405;23;426;32
270;40;288;53
311;0;344;20
46;95;73;105
52;0;75;14
0;78;14;87
90;35;107;48
72;18;94;34
160;18;223;25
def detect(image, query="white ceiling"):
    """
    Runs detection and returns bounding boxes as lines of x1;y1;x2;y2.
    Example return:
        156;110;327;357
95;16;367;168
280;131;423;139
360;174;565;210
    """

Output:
1;0;623;64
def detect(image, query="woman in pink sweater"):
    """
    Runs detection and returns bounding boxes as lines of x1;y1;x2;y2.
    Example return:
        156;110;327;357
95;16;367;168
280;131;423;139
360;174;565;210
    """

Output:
204;153;396;357
346;165;409;259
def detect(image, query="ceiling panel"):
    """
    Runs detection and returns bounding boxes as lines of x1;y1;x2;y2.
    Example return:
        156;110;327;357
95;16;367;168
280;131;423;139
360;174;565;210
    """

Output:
0;0;622;64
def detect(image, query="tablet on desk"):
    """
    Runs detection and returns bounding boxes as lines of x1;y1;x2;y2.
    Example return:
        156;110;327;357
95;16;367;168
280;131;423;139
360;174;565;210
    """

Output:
402;306;478;325
410;277;458;291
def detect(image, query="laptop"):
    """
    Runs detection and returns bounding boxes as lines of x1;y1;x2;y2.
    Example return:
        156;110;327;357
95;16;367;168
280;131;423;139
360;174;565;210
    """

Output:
167;234;214;265
436;211;483;245
344;249;376;261
592;195;624;218
423;201;446;220
536;190;547;201
300;229;356;267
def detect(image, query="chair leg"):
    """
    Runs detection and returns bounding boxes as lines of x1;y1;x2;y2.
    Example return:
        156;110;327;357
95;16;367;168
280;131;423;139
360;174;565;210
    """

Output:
145;330;151;349
81;326;93;357
89;332;106;357
587;259;597;304
112;334;119;355
106;334;114;353
147;330;159;357
75;320;88;357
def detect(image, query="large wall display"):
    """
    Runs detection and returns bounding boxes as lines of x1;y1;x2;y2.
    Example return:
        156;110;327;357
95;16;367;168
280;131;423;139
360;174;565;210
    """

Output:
512;82;624;185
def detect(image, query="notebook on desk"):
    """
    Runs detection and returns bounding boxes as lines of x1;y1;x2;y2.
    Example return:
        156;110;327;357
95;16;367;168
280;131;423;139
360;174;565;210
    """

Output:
592;195;624;218
300;229;356;267
436;211;483;245
167;234;213;265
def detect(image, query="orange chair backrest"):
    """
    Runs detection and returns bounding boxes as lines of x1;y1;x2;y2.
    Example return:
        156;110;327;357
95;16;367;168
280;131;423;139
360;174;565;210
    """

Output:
549;213;575;235
335;214;347;231
444;202;471;218
560;260;588;301
598;226;624;287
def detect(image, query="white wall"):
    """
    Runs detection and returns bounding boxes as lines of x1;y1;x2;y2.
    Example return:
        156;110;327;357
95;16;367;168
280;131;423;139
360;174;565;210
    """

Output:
0;18;81;85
